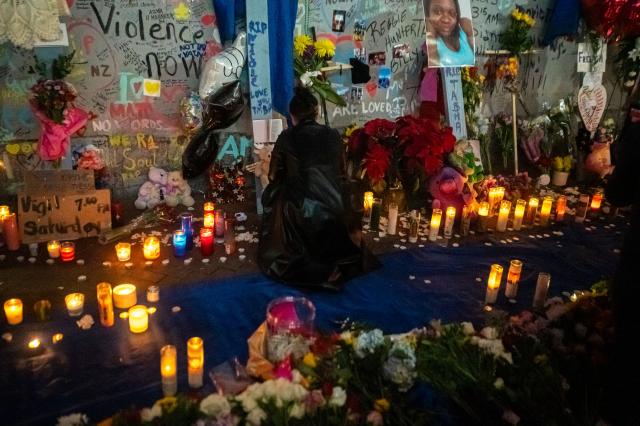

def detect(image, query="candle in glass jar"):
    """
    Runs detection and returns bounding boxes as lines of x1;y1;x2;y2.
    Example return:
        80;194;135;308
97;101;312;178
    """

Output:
97;282;114;327
488;187;499;216
113;284;137;309
539;197;553;227
443;207;456;238
555;196;567;222
370;198;382;232
363;191;374;222
477;202;490;233
200;227;214;256
173;230;187;257
460;205;471;236
496;200;511;232
485;264;503;304
525;198;539;225
60;241;75;262
496;187;505;204
224;218;236;255
590;191;603;211
203;212;215;229
65;293;85;317
147;285;160;303
0;205;9;220
575;194;589;223
505;260;523;299
143;236;160;260
4;298;23;325
161;345;177;396
2;213;20;251
409;211;420;243
179;213;194;250
47;240;61;258
115;242;131;262
387;202;398;235
533;272;551;309
128;305;148;333
512;199;526;231
187;337;204;388
214;210;225;241
429;209;442;241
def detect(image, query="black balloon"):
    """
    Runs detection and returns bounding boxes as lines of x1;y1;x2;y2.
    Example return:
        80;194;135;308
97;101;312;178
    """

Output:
182;81;245;178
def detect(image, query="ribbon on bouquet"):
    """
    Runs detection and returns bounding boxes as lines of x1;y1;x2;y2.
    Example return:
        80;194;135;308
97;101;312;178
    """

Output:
31;102;90;161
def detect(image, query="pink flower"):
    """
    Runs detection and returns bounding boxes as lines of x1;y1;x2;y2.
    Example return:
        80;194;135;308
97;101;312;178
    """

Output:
366;410;384;426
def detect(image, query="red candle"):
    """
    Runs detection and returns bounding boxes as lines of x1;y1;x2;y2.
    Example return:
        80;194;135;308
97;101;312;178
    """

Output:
111;201;125;228
200;227;214;256
60;241;75;262
2;213;20;251
214;210;225;240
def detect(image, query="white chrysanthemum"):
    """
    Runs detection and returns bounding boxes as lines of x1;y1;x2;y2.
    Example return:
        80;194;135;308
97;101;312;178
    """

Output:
480;327;498;340
290;402;306;419
140;404;162;422
246;408;267;426
56;413;90;426
461;322;475;336
329;386;347;407
200;393;231;418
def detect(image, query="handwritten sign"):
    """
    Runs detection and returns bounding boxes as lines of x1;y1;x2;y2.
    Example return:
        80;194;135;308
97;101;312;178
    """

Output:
24;170;95;194
18;189;111;243
442;68;467;140
577;42;607;73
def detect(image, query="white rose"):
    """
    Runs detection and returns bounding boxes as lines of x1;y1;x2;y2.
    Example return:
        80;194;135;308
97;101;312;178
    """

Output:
141;404;162;422
461;322;475;336
538;174;550;187
56;413;90;426
480;327;498;340
200;393;231;418
329;386;347;407
246;408;267;426
494;377;505;389
241;395;258;413
290;402;306;419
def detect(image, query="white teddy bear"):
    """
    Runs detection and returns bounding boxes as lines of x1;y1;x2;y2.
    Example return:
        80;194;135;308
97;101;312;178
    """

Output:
165;170;195;207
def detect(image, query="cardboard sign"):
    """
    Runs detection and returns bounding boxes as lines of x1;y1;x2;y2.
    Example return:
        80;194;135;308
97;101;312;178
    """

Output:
24;170;95;194
442;67;467;140
18;190;112;243
577;42;607;73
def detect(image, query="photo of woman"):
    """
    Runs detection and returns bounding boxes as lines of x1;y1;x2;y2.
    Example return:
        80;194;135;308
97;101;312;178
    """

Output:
423;0;475;68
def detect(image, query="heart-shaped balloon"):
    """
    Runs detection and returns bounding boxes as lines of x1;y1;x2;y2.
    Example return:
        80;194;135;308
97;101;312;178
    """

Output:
199;32;247;99
581;0;640;40
578;84;607;133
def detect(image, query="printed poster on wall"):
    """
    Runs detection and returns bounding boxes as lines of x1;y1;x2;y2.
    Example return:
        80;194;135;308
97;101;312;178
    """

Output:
424;0;476;68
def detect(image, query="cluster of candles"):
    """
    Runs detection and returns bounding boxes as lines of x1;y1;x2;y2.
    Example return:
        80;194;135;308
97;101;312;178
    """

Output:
483;261;551;309
45;240;76;261
160;337;205;396
364;188;605;240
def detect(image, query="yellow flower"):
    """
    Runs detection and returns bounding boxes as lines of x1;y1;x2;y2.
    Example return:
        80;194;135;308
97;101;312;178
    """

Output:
303;352;317;368
340;331;354;345
345;124;358;138
155;396;177;412
294;34;313;57
478;74;486;83
374;398;390;412
314;38;335;59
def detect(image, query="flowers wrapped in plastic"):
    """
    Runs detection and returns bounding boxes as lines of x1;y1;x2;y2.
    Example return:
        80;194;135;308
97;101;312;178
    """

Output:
97;205;177;245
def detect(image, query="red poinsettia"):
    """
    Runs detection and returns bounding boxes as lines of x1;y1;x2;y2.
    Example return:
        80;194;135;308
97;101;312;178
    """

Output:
363;143;391;183
399;117;456;176
363;118;395;139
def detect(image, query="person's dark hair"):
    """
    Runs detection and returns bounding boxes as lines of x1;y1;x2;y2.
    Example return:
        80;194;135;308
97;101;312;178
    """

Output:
424;0;461;40
289;86;318;121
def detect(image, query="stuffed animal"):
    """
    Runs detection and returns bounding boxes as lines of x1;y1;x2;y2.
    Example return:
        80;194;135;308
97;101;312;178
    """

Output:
448;140;484;183
165;170;195;207
135;167;168;209
429;167;476;218
585;141;615;179
247;145;273;187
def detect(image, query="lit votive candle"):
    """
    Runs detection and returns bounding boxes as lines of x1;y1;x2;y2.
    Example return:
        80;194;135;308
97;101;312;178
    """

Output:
203;212;215;229
65;293;85;317
525;197;539;225
512;199;526;231
187;336;204;388
460;205;471;236
47;240;61;258
28;338;41;349
0;205;9;220
173;230;187;257
539;196;553;227
488;187;499;216
575;194;590;223
485;264;503;304
115;242;131;262
200;227;214;256
161;345;178;396
555;196;567;222
505;260;523;299
496;200;511;232
113;284;137;309
496;187;505;204
429;208;442;242
477;201;490;233
143;236;160;260
363;191;374;222
4;298;23;325
533;272;551;309
128;305;148;333
443;206;456;239
60;241;75;262
591;191;603;211
387;202;398;235
147;285;160;303
97;282;114;327
3;213;20;251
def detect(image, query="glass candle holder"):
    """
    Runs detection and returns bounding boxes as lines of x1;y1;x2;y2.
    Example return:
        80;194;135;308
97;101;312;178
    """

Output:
533;272;551;309
60;241;75;262
477;202;490;233
496;200;511;232
485;264;503;304
200;227;214;256
575;194;590;223
47;240;61;258
590;191;603;211
146;285;160;303
143;237;160;260
266;297;316;362
488;187;499;216
180;213;194;250
224;218;236;255
555;196;567;222
369;198;382;232
115;242;131;262
173;230;187;257
363;191;374;222
97;282;114;327
460;205;471;236
539;197;553;227
443;206;455;239
505;260;523;299
4;298;23;325
0;205;9;220
161;345;178;396
203;212;215;229
128;305;148;333
187;337;204;388
214;210;225;241
113;283;137;309
409;211;420;243
34;299;52;321
525;198;539;225
429;208;442;241
3;213;20;251
65;293;85;317
387;202;398;235
512;199;526;231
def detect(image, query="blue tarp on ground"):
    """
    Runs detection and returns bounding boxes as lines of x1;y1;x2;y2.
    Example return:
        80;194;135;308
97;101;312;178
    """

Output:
0;218;625;425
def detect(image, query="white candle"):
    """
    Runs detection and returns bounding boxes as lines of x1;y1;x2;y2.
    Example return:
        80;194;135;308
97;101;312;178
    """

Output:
113;284;137;309
575;194;589;223
533;272;551;309
496;200;511;232
460;205;471;236
387;202;398;235
147;286;160;303
428;209;442;242
128;305;148;333
539;197;553;227
161;345;178;396
477;202;490;233
187;337;204;388
443;206;455;238
115;242;131;262
4;298;23;325
485;264;503;304
47;240;61;258
64;293;85;317
505;260;523;299
525;198;539;225
512;199;526;231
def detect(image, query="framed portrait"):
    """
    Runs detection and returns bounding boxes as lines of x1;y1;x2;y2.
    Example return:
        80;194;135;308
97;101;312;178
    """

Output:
423;0;476;68
332;10;346;32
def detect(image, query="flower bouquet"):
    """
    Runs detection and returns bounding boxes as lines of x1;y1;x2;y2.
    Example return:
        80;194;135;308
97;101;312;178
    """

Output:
75;145;110;189
551;155;572;186
293;34;346;107
97;205;177;245
461;67;486;138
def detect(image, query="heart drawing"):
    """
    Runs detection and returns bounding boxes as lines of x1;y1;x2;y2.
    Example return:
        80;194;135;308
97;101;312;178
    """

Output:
578;84;607;133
